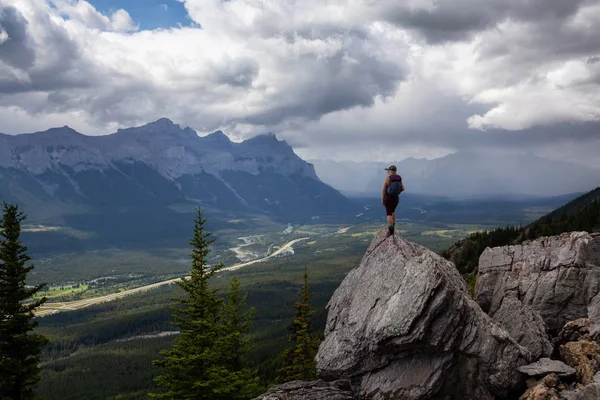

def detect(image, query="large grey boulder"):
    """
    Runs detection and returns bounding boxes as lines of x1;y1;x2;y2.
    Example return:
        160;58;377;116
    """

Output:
315;230;529;400
475;232;600;334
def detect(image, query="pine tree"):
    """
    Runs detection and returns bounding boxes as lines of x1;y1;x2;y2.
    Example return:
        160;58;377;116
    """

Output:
0;203;49;400
209;277;261;399
150;208;225;399
276;267;320;383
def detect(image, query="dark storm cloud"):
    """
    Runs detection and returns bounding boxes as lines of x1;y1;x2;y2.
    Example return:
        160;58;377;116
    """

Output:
243;44;404;126
428;121;600;152
281;81;600;166
1;0;598;171
0;2;407;136
214;58;259;88
0;6;95;95
479;14;600;67
383;0;590;43
481;122;600;147
385;7;495;43
0;6;36;69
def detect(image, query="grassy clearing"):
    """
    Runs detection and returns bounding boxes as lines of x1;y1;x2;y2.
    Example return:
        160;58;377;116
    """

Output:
33;284;89;300
421;229;481;238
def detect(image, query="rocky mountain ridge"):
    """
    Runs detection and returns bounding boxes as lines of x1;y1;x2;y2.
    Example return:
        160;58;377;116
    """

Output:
0;118;316;179
256;231;600;399
0;118;353;221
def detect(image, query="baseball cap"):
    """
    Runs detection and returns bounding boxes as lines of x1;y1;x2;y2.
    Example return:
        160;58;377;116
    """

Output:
384;165;397;171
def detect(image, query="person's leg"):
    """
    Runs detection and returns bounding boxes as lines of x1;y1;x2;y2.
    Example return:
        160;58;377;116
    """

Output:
385;201;394;235
391;197;399;233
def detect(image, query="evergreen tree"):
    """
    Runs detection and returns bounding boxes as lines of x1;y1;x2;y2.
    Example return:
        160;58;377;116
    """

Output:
150;208;224;400
0;203;49;400
209;277;261;399
276;267;320;383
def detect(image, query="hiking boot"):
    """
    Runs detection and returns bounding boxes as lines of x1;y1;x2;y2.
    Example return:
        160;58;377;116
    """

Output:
387;226;394;236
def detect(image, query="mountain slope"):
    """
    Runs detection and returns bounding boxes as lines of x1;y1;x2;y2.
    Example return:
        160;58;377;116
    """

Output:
0;119;356;252
0;119;353;219
442;187;600;275
310;153;600;198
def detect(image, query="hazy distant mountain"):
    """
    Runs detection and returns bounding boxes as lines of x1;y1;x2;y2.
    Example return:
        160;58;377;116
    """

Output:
310;152;600;198
0;118;353;225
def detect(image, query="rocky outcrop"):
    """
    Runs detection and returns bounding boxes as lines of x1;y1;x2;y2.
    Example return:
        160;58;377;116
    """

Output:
475;232;600;335
255;230;600;400
522;317;600;400
252;380;354;400
315;230;529;399
520;372;600;400
474;232;600;399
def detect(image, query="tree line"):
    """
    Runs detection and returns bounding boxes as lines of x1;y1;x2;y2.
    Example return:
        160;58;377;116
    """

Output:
0;203;321;399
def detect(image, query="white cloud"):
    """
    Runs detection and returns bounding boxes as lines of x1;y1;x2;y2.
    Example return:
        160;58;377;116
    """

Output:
110;8;137;32
159;4;168;12
0;27;8;43
0;0;598;165
51;0;137;32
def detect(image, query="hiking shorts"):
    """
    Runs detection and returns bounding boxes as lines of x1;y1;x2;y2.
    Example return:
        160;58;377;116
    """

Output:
383;195;399;216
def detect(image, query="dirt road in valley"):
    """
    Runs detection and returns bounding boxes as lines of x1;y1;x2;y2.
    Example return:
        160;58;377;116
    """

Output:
36;237;309;317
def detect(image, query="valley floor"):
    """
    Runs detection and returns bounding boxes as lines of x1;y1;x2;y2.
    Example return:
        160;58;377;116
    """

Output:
36;237;309;317
32;195;567;399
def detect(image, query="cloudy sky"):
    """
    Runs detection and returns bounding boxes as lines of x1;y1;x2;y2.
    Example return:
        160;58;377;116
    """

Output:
0;0;599;166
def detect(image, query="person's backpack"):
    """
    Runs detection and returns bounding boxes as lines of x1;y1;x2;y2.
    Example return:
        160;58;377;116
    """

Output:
386;176;403;197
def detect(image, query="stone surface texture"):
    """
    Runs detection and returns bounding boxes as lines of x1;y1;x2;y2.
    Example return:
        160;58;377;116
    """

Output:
517;358;577;378
252;380;354;400
556;319;594;346
588;294;600;340
519;373;561;400
475;232;600;334
492;294;554;360
255;231;600;400
315;230;529;400
558;340;600;386
559;372;600;400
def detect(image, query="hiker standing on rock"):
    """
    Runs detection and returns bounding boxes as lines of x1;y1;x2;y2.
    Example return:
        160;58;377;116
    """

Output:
382;165;404;236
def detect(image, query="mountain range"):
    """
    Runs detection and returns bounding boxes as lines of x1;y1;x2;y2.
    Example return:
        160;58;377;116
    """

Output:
0;118;354;252
310;153;600;198
0;118;351;215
